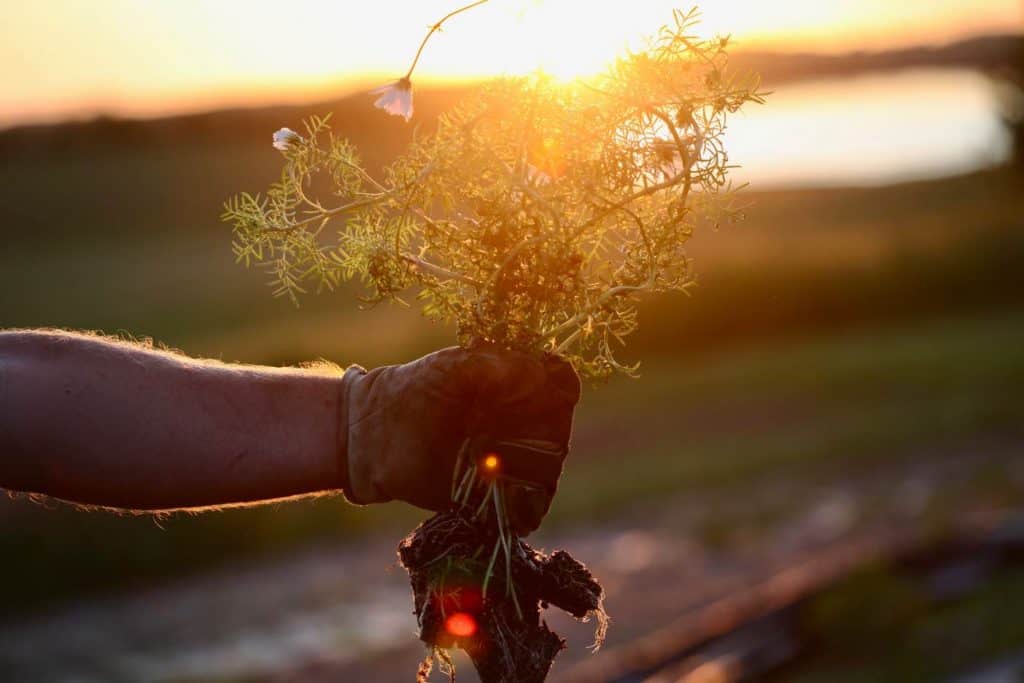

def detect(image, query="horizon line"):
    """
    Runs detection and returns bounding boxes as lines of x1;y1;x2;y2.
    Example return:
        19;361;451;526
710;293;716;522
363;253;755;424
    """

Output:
2;30;1018;134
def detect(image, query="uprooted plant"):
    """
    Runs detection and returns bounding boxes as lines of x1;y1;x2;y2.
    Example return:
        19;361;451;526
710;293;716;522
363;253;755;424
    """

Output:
223;6;763;681
400;449;607;683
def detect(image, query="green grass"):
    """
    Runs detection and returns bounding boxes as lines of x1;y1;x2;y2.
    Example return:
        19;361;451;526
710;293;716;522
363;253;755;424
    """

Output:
773;566;1024;682
551;312;1024;526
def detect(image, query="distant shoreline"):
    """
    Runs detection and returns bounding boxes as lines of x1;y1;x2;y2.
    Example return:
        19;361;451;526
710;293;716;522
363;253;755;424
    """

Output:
735;32;1021;86
0;32;1018;140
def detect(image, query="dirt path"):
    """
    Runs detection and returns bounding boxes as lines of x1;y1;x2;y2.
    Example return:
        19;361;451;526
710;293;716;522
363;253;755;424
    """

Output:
0;439;1019;683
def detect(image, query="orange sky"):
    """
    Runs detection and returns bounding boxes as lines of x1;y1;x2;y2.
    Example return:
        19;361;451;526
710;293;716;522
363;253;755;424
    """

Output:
1;0;1020;127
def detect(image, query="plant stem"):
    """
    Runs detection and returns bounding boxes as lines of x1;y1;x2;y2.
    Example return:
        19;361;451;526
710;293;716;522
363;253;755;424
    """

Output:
405;0;490;80
481;538;501;598
474;482;495;518
450;437;471;500
494;483;513;596
458;464;478;506
509;580;524;620
553;326;583;354
402;254;479;286
547;275;656;341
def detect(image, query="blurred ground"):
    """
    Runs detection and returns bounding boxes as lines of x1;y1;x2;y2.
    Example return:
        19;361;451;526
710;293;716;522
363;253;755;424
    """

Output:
1;428;1020;682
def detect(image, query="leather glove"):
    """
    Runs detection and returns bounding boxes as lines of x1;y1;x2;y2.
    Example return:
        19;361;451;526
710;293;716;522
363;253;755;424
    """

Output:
339;343;581;534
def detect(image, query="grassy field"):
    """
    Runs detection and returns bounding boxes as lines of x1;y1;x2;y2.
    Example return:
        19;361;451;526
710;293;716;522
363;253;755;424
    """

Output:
0;101;1022;616
1;155;1020;367
770;565;1024;682
557;311;1024;527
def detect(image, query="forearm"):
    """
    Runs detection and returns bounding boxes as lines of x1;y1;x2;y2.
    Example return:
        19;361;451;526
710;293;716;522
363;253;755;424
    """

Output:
0;330;347;510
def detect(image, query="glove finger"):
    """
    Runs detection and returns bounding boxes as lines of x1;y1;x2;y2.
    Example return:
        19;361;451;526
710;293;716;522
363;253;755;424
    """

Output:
485;438;564;495
542;353;583;404
503;482;552;536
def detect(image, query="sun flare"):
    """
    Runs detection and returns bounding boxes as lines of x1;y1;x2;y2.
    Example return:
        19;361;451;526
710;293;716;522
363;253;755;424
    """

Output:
0;0;1019;125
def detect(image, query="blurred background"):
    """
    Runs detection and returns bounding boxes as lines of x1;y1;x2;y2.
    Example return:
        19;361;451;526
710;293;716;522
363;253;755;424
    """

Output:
1;1;1022;681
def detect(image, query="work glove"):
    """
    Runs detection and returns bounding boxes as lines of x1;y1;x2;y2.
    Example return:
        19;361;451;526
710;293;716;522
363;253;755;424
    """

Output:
340;343;581;534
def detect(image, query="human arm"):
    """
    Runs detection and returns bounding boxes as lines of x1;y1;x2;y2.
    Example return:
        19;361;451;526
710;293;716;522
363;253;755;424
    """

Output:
0;330;345;510
0;330;581;531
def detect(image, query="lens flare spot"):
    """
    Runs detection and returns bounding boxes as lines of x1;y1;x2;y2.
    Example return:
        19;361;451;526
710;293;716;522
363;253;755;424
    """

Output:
445;612;478;638
483;453;500;471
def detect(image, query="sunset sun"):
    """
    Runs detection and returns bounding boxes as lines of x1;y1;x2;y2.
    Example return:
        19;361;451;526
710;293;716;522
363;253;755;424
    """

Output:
1;0;1018;123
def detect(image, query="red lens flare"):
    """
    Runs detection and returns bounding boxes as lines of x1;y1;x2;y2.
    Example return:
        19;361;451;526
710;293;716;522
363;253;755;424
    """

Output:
444;611;478;638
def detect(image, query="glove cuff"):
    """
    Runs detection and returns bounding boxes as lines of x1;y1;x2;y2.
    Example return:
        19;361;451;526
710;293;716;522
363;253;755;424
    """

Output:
337;364;367;503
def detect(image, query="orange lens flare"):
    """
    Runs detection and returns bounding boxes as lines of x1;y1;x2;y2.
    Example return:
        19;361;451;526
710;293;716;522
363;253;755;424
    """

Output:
482;453;500;471
444;612;478;638
527;135;567;179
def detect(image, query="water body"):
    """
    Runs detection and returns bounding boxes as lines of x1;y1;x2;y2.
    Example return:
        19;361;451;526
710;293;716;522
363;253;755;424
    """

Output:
727;68;1012;188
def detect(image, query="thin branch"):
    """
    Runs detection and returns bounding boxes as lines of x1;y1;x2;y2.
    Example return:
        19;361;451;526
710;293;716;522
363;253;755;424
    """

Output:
547;278;653;342
401;253;478;286
553;326;583;354
485;235;544;293
275;160;436;233
281;193;387;232
487;149;562;228
405;0;490;79
647;106;690;171
549;225;657;344
337;155;387;192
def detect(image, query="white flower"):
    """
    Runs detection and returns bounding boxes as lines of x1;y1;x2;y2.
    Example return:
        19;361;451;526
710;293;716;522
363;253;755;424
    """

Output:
371;77;414;122
272;127;302;152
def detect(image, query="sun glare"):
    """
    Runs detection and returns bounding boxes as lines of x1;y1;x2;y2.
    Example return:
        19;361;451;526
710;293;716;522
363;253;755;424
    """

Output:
407;0;1023;82
0;0;1019;125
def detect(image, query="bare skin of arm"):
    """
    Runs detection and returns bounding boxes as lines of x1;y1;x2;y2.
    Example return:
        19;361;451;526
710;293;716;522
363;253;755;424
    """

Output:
0;330;345;510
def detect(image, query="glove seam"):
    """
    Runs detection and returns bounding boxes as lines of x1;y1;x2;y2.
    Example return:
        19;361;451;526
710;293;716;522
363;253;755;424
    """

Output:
337;365;365;499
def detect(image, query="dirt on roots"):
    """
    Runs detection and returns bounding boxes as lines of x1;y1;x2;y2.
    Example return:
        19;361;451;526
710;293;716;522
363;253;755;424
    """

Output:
399;510;606;683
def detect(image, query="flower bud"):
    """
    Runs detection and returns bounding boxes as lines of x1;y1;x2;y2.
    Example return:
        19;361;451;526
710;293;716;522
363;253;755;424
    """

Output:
272;127;303;152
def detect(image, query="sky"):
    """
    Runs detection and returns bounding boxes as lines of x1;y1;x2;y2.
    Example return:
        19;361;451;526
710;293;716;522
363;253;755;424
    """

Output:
1;0;1020;127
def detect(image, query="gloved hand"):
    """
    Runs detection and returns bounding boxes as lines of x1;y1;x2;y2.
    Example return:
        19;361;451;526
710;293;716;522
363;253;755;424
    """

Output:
340;343;581;534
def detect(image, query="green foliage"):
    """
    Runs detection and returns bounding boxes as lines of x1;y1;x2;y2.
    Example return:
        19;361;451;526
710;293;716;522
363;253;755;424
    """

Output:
785;566;1024;683
223;10;765;378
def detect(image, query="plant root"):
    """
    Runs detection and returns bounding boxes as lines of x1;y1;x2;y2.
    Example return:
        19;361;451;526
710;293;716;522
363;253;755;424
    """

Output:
399;509;606;683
